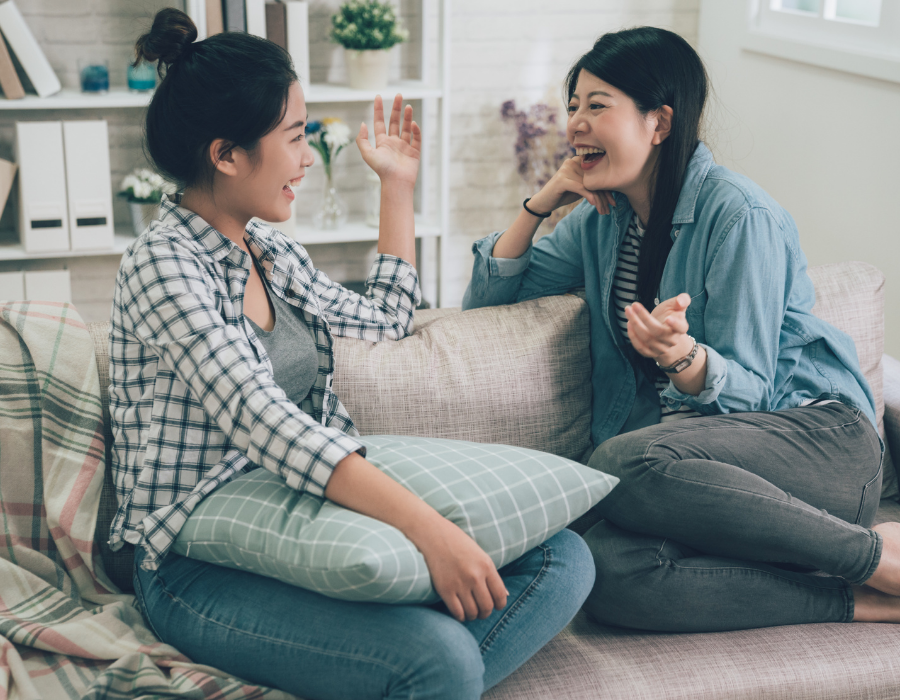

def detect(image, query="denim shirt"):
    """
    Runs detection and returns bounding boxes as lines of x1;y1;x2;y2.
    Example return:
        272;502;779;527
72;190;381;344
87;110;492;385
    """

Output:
463;142;876;449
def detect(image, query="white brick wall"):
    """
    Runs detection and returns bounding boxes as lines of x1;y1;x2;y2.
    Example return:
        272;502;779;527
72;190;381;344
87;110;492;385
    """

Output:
0;0;699;318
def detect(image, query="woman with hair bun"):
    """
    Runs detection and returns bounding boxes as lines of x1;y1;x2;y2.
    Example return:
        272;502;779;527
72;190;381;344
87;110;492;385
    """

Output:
109;8;593;699
465;26;900;632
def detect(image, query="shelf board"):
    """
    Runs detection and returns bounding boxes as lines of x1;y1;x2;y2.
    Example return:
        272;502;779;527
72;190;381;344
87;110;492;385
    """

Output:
305;81;443;103
0;88;154;110
0;81;443;111
293;217;440;245
0;233;133;261
0;219;441;261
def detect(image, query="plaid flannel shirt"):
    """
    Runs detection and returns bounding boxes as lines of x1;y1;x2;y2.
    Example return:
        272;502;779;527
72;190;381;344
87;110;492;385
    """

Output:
108;195;421;569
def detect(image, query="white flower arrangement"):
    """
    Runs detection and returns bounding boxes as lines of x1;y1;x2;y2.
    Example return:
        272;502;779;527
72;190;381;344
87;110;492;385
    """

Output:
330;0;409;51
307;118;352;179
119;168;176;204
323;122;352;150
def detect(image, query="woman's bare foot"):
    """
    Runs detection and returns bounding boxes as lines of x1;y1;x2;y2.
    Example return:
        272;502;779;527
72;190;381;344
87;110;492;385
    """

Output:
862;522;900;596
853;585;900;622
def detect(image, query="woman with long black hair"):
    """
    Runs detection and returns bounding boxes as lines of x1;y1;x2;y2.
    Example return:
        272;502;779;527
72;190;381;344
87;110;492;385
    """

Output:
464;26;900;631
109;8;594;699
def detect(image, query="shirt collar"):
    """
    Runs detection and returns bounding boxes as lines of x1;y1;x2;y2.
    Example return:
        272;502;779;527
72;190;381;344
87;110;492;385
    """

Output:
671;141;716;226
159;193;261;268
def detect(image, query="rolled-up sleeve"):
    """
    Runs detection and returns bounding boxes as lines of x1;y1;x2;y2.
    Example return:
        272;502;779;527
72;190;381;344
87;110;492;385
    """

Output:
660;342;728;407
464;203;590;311
311;251;420;341
462;231;533;310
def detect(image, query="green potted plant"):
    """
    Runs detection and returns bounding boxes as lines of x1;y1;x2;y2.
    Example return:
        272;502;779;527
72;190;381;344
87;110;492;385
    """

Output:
118;168;175;236
330;0;409;90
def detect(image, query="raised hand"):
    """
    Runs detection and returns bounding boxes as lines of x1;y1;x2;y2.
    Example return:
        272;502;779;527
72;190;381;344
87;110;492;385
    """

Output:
356;94;421;187
625;293;692;362
527;155;616;216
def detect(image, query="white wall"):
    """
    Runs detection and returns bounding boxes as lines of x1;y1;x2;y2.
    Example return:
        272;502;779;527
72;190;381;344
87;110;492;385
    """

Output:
0;0;701;321
697;1;900;356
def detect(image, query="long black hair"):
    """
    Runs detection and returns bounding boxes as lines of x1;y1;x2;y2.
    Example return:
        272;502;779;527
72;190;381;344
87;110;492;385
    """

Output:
134;8;298;191
566;27;708;310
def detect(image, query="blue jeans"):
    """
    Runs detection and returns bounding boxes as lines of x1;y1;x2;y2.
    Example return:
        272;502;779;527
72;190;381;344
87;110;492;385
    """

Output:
134;529;593;700
583;402;883;632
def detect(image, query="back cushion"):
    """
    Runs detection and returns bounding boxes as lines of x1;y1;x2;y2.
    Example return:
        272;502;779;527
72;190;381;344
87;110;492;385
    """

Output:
333;294;594;464
807;261;896;497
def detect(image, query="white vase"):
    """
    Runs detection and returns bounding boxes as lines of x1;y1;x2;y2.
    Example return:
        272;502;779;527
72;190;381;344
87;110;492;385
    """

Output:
128;201;157;236
344;49;391;91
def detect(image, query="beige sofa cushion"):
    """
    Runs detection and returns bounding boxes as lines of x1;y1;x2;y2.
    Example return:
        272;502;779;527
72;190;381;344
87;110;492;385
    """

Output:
808;261;895;498
333;294;594;464
484;607;900;700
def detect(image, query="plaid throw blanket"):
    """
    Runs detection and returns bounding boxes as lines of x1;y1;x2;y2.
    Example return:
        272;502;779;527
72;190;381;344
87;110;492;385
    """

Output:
0;301;295;700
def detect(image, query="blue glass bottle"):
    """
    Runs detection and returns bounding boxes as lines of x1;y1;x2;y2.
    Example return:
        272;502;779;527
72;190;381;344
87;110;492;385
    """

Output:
127;62;156;92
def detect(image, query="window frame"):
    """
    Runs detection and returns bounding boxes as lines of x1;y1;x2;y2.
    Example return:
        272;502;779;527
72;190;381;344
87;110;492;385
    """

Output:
742;0;900;84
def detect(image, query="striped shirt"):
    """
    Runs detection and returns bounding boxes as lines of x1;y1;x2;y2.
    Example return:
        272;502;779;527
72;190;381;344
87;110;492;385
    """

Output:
612;212;700;423
108;195;421;569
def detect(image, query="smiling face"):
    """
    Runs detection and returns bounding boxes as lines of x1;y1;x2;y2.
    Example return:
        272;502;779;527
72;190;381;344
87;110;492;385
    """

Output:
234;80;315;223
566;69;665;209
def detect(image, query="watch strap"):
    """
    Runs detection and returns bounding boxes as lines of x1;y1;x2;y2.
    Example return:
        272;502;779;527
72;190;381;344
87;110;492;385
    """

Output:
656;336;699;374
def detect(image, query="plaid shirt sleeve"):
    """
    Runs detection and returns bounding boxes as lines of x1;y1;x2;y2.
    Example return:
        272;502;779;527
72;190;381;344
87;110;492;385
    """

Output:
287;237;421;341
120;235;364;497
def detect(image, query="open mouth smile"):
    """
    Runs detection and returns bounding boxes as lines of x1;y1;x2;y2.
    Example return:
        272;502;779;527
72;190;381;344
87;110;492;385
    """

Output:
282;177;303;199
576;146;606;169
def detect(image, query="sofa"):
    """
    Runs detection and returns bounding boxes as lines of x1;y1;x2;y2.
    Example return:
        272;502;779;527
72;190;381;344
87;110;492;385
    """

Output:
88;260;900;700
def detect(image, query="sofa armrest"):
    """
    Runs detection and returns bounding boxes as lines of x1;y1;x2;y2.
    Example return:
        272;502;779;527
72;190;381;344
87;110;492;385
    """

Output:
884;354;900;466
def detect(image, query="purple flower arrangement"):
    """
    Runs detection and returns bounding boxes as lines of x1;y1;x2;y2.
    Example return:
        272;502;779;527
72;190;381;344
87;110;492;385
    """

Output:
500;99;574;192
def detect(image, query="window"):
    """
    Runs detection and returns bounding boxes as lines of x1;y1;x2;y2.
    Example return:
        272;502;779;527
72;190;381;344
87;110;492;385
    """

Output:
743;0;900;83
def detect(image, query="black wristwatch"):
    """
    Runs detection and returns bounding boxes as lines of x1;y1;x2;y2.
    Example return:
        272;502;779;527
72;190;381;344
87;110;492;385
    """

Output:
655;336;699;374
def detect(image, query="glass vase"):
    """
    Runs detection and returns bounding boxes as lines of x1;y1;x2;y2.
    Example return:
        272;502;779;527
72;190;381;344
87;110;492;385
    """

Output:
312;170;348;230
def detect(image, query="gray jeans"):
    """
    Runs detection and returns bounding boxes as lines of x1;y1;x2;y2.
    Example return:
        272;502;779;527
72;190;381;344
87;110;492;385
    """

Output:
583;402;884;632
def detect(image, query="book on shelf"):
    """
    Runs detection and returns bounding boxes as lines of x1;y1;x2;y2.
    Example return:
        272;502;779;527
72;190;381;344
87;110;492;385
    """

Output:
265;2;286;50
223;0;246;32
245;0;266;38
281;1;310;88
0;158;16;217
0;33;23;99
0;0;60;98
206;0;224;36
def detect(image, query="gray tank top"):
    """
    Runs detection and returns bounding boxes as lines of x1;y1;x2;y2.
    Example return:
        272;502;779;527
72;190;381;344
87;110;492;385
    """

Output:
246;271;319;406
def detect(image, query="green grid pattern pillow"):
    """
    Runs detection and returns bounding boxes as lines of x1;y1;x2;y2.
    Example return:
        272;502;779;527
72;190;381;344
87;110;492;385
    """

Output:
171;435;618;604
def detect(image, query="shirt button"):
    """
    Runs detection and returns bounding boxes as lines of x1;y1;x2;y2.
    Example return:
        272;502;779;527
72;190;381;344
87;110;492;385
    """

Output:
673;229;680;238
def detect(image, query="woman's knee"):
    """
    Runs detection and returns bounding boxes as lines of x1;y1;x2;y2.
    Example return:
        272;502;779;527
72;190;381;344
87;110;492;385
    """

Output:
581;520;674;629
543;528;596;608
588;431;654;483
392;615;484;700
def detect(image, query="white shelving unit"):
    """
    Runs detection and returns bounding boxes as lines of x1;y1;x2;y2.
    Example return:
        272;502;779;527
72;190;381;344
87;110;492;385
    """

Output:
0;0;451;307
0;80;444;110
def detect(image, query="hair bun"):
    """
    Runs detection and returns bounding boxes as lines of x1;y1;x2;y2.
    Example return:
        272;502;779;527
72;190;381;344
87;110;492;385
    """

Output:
134;8;198;72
